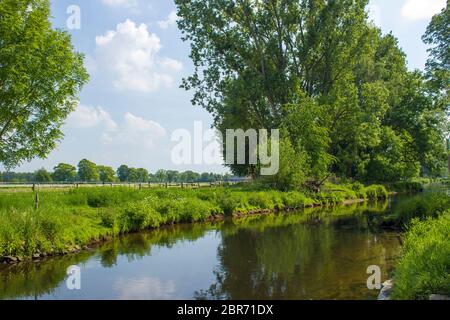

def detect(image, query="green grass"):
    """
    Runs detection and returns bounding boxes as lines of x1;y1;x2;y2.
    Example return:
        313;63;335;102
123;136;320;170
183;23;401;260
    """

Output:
378;192;450;229
392;212;450;300
0;183;389;258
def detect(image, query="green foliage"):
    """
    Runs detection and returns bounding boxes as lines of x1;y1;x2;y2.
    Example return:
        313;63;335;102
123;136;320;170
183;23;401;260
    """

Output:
118;200;162;232
260;137;308;191
175;0;447;183
389;181;425;193
0;0;89;168
97;165;116;183
52;163;77;182
117;165;130;182
77;159;99;182
0;183;398;257
364;185;389;200
34;168;52;183
360;128;421;182
423;2;449;101
392;213;450;299
381;192;450;228
281;192;316;209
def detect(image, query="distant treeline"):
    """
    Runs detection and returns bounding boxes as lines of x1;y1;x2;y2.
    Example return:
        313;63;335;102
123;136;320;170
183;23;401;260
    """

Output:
0;159;233;184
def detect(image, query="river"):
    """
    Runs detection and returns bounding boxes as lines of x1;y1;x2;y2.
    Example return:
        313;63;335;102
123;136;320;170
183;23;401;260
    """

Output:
0;196;417;300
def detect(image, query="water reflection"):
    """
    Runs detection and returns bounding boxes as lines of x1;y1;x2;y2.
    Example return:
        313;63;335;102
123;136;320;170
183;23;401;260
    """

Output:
0;200;402;300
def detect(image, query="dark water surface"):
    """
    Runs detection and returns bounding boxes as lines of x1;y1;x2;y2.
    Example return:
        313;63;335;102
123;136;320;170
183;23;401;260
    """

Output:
0;199;407;300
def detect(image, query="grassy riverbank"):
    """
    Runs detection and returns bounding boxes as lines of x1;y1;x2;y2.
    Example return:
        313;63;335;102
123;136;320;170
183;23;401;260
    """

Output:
374;190;450;300
0;183;388;259
392;211;450;299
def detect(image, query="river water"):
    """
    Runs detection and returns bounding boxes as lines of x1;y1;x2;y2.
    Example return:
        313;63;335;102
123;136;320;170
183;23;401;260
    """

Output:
0;198;410;300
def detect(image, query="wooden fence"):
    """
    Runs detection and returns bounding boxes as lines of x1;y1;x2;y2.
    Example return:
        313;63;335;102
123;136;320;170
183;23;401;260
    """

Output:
0;181;241;191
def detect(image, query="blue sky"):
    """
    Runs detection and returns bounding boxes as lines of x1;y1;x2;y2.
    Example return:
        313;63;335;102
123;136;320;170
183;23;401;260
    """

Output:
8;0;447;173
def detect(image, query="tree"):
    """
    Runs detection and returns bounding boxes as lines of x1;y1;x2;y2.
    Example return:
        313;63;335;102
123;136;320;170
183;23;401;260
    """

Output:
166;170;180;183
154;169;167;183
422;1;449;100
34;168;52;183
261;137;307;191
77;159;99;182
0;0;89;168
136;168;149;182
98;165;116;183
175;0;390;178
127;168;139;182
117;165;130;182
181;171;200;183
176;0;448;184
52;163;77;182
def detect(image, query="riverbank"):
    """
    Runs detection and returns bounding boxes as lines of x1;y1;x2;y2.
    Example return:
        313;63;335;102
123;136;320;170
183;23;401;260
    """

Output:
374;190;450;300
0;183;389;262
387;211;450;300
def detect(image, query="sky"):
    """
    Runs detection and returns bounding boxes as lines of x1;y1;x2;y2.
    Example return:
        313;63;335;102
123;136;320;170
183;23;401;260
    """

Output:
6;0;447;174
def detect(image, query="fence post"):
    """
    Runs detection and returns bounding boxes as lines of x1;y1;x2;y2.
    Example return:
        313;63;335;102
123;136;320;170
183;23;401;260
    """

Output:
35;192;39;210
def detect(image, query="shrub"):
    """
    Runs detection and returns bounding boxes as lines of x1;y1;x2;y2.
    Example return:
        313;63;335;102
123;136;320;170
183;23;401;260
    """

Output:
350;182;367;199
282;192;315;209
365;185;388;199
118;200;162;232
248;192;275;210
216;192;252;215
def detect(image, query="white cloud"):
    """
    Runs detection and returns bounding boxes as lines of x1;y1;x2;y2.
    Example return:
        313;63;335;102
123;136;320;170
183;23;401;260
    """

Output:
94;19;183;92
401;0;446;21
103;112;166;148
67;104;117;130
367;4;382;27
158;11;179;29
101;0;137;8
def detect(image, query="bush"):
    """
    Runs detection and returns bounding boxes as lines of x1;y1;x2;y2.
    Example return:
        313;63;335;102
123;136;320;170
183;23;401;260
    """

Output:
118;200;162;232
216;192;252;215
392;213;450;299
281;192;316;209
248;192;275;210
365;185;388;199
349;182;367;199
156;197;216;223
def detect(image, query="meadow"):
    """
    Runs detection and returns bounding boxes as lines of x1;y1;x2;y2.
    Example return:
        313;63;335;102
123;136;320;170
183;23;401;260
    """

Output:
0;183;388;259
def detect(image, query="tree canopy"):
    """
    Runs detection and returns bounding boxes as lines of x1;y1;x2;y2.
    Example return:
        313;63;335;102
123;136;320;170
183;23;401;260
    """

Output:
175;0;449;185
0;0;88;168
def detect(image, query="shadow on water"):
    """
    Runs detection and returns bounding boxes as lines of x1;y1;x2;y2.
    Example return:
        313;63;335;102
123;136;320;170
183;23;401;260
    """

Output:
0;200;404;300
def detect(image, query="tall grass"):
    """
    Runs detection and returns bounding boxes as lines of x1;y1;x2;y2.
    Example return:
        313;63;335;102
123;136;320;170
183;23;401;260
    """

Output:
0;183;389;258
380;192;450;229
392;212;450;299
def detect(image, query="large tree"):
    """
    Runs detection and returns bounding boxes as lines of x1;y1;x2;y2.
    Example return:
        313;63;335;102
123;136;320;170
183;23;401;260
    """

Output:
117;165;130;182
176;0;448;184
77;159;99;182
52;163;77;182
98;165;117;183
0;0;88;168
34;168;52;183
423;1;449;102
